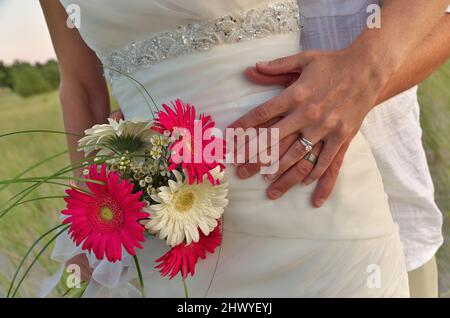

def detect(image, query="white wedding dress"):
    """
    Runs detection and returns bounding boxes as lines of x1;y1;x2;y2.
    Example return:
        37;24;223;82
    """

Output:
50;0;409;297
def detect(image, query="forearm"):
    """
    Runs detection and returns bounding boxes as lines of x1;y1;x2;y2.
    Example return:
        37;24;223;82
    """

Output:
59;78;110;175
41;0;111;173
350;0;449;85
376;14;450;104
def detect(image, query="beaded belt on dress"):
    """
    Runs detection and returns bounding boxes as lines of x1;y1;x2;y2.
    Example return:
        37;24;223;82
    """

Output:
102;0;301;79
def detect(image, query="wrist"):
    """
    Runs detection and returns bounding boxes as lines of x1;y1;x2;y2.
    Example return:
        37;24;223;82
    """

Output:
343;44;394;97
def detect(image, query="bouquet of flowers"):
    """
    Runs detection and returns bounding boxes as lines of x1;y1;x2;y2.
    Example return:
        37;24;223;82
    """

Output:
2;97;228;298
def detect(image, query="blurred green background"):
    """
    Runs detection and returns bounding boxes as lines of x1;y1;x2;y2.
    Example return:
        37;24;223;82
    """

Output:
0;60;449;297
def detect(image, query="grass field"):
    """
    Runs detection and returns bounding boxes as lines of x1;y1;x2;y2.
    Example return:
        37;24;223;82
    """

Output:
0;62;449;297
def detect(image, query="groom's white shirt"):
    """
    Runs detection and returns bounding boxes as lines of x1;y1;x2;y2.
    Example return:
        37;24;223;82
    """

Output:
298;0;445;271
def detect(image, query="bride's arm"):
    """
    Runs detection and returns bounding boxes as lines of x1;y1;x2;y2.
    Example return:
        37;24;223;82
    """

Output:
40;0;110;279
40;0;110;174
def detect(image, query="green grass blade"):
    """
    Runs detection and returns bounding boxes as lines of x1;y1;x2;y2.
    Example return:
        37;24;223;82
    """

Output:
0;130;82;139
6;224;67;298
14;196;67;207
0;150;69;193
10;225;69;298
0;176;105;186
103;66;159;115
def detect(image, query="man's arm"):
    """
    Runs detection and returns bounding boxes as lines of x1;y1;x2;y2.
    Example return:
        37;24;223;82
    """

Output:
376;13;450;104
245;10;450;107
353;0;450;88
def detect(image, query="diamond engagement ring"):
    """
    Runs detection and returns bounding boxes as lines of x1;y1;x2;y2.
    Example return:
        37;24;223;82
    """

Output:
299;136;314;152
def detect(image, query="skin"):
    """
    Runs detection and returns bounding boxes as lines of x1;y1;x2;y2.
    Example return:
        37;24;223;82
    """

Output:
41;0;111;279
41;0;450;279
229;1;450;207
40;0;111;176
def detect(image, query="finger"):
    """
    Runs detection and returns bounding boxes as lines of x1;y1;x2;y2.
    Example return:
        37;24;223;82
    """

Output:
266;139;322;183
311;141;350;208
244;67;298;87
110;110;124;121
227;90;294;130
66;254;92;281
229;116;282;161
266;145;320;200
256;51;313;76
303;138;344;186
80;264;93;281
243;110;316;163
237;133;298;179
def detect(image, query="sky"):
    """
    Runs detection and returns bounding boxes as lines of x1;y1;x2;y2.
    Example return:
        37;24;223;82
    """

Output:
0;0;56;64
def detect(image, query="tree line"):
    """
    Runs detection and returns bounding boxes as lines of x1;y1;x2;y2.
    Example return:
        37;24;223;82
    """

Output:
0;60;60;97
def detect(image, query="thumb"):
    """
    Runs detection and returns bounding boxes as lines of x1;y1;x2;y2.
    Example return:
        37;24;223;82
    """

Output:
256;51;313;76
110;110;124;121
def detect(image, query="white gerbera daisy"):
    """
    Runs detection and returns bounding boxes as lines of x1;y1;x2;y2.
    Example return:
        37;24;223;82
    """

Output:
146;167;228;247
78;118;154;157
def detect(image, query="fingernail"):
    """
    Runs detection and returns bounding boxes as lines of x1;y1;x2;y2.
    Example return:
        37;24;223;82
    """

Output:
265;174;277;182
314;199;325;207
303;179;313;186
269;189;281;199
238;168;249;179
257;61;269;67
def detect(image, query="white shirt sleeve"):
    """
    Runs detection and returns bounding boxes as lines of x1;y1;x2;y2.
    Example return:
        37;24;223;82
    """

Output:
447;5;450;13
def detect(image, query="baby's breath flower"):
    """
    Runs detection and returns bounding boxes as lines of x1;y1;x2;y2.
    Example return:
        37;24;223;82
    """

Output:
144;176;153;184
146;186;155;196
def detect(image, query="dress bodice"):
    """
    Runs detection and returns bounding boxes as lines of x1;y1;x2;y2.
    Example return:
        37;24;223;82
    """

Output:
60;0;280;56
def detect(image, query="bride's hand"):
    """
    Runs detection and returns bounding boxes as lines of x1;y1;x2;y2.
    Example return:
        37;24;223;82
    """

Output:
64;110;126;282
235;105;349;208
230;48;390;204
110;110;124;121
66;254;93;282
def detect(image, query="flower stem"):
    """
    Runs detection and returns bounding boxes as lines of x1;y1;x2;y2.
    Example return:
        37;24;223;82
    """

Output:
183;277;189;298
133;255;146;298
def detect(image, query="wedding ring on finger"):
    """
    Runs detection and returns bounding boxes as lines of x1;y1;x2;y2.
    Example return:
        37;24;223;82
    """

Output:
304;152;318;165
299;136;314;152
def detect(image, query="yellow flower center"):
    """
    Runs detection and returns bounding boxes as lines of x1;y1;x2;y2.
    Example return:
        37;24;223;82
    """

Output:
175;191;195;212
100;206;115;222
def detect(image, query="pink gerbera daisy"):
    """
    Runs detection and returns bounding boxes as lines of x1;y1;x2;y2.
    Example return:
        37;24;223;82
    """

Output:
62;164;149;262
153;99;225;185
155;222;222;279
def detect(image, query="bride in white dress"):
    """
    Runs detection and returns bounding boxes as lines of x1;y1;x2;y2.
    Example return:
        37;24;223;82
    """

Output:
41;0;409;297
